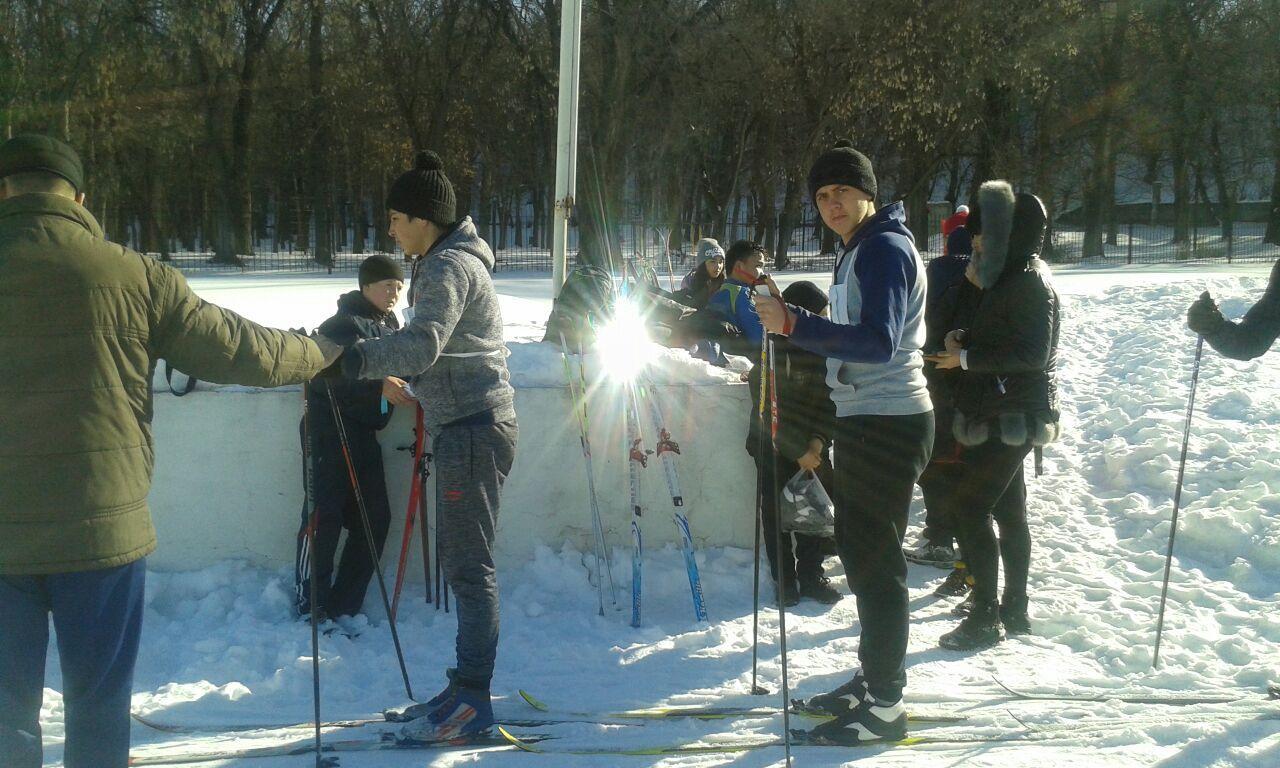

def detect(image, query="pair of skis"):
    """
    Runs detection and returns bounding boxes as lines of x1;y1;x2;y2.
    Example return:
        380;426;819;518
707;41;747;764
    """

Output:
560;332;706;624
626;379;708;625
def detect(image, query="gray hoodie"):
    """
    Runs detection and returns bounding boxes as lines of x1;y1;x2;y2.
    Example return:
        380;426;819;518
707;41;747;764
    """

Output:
348;216;515;430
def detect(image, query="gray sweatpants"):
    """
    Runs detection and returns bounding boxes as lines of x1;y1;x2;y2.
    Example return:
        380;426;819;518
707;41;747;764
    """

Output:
434;418;518;688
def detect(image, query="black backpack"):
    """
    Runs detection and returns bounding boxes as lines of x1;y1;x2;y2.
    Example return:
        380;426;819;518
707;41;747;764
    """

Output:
543;264;616;348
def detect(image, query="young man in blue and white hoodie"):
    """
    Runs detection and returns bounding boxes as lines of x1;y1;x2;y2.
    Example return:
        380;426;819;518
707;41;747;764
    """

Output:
758;141;933;744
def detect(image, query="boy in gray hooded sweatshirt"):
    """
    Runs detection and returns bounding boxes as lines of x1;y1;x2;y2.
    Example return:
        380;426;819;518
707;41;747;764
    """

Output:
335;151;516;739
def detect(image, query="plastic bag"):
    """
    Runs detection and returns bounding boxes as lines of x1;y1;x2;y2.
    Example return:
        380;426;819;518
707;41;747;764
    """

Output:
780;470;835;536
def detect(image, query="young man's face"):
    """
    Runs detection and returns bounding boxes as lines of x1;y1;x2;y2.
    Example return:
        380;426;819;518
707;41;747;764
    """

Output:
814;184;874;242
388;209;432;256
361;278;404;313
732;251;764;281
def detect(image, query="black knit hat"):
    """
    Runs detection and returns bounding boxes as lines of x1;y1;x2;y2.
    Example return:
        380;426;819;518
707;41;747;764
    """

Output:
386;150;456;226
946;227;973;256
782;280;829;316
0;134;85;192
807;139;877;202
358;254;405;286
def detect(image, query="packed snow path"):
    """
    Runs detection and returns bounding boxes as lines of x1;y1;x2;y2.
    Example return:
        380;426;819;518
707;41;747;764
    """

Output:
34;264;1280;766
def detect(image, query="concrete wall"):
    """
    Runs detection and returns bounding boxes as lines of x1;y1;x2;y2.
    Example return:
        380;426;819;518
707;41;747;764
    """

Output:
147;380;757;575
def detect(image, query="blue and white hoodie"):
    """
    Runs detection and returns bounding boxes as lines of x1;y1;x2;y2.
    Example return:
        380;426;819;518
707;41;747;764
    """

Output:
788;202;931;417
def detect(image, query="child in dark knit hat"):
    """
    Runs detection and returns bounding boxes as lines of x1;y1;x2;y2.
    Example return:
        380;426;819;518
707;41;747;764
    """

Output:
295;255;406;625
746;280;841;608
328;150;517;739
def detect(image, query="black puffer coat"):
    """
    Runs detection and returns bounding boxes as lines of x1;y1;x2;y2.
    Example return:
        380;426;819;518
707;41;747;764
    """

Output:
953;183;1060;447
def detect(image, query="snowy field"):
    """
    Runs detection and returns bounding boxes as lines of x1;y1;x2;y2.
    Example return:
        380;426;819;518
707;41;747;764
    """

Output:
35;262;1280;766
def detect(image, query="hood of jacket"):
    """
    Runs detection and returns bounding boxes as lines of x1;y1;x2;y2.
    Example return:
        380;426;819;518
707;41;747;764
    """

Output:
843;200;915;256
970;181;1048;289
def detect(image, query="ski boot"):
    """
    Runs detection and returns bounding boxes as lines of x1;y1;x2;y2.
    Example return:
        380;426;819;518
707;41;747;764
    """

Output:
796;686;907;744
792;670;866;717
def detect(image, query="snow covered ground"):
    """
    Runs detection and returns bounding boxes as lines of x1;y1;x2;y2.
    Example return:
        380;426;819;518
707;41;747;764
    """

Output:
35;262;1280;766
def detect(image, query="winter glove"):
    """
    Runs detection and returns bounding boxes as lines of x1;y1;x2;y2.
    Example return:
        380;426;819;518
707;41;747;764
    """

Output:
1186;291;1226;336
310;332;347;378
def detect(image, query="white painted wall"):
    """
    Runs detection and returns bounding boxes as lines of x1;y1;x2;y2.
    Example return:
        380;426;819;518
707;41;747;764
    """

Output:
147;381;758;576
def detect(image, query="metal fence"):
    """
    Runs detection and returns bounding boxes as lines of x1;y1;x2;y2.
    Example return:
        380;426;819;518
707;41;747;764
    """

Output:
145;210;1277;274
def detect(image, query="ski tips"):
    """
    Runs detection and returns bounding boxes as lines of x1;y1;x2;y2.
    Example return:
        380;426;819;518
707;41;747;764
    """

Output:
518;689;550;712
498;725;543;753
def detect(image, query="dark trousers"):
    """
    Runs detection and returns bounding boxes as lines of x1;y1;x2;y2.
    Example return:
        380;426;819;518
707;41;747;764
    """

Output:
918;459;963;548
950;440;1032;606
0;560;146;768
918;401;962;547
434;419;518;688
831;412;933;702
296;428;392;618
756;449;828;586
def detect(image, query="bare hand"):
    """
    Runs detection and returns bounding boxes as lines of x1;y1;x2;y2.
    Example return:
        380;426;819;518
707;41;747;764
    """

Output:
797;451;822;472
925;351;962;370
382;376;415;406
756;296;795;335
763;274;782;299
964;262;980;287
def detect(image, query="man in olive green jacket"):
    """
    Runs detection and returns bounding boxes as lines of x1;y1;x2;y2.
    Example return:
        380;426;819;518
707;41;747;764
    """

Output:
0;134;337;768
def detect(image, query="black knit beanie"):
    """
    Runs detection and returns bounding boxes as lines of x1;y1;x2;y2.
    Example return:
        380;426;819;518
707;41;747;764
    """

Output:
946;227;973;256
358;254;405;286
386;150;457;226
807;139;877;202
782;280;829;316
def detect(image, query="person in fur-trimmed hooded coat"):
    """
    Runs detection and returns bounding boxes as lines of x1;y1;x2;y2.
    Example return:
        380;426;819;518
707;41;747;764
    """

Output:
926;180;1060;651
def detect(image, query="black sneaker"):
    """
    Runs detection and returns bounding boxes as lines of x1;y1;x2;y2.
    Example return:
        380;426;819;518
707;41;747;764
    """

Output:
793;671;866;717
904;541;955;569
934;567;970;597
1000;595;1031;636
797;689;907;744
950;592;976;617
799;576;842;605
939;601;1004;651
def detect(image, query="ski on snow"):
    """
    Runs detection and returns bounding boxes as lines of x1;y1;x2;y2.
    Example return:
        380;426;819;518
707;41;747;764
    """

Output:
127;731;552;765
517;688;968;724
994;677;1279;705
497;710;1280;756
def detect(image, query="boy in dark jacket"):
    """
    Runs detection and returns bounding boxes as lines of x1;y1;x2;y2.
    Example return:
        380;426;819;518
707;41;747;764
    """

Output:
295;255;406;622
747;281;840;606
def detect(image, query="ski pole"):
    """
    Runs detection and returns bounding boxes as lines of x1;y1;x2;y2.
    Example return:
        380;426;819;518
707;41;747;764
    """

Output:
624;381;649;628
578;334;619;608
300;383;324;767
1153;334;1204;668
326;391;415;700
391;409;425;621
751;325;769;696
767;337;793;766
